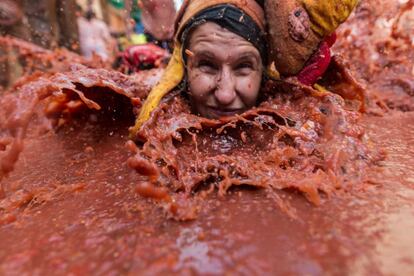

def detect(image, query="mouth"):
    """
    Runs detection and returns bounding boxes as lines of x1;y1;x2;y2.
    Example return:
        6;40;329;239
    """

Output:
207;107;244;118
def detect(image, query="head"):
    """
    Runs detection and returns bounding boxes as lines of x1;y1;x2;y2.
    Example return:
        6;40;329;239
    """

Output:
179;3;267;119
131;0;266;134
185;22;263;119
132;0;357;136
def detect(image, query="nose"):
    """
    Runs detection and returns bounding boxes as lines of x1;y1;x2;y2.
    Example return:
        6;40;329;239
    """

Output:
215;68;236;106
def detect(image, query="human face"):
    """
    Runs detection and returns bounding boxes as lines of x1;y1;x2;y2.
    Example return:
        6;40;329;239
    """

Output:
186;22;263;119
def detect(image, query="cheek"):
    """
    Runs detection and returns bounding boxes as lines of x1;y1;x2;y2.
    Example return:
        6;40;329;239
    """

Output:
187;70;215;101
236;73;262;105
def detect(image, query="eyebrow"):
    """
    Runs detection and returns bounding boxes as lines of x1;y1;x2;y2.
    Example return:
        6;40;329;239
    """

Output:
193;50;260;64
193;50;216;60
236;52;261;63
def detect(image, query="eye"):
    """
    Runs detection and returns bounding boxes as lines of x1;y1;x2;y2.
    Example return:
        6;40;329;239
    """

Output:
234;62;254;75
197;60;218;73
236;62;253;70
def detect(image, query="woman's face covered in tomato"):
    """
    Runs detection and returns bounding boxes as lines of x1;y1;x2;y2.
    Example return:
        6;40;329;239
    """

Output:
186;22;263;119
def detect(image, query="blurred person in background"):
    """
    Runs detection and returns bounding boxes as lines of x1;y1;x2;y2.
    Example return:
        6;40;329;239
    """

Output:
116;0;176;73
77;9;116;61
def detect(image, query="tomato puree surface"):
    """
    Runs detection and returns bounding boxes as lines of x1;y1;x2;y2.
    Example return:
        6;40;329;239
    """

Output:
1;1;414;275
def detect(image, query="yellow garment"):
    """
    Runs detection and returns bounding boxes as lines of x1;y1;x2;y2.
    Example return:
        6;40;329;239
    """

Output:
130;45;185;136
130;0;358;137
118;34;147;51
303;0;359;37
131;33;147;45
130;0;265;137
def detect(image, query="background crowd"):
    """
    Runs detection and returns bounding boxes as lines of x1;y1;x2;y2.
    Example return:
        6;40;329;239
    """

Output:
0;0;181;88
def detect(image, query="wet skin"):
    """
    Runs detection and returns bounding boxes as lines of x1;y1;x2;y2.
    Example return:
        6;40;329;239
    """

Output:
2;2;414;274
186;22;263;119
